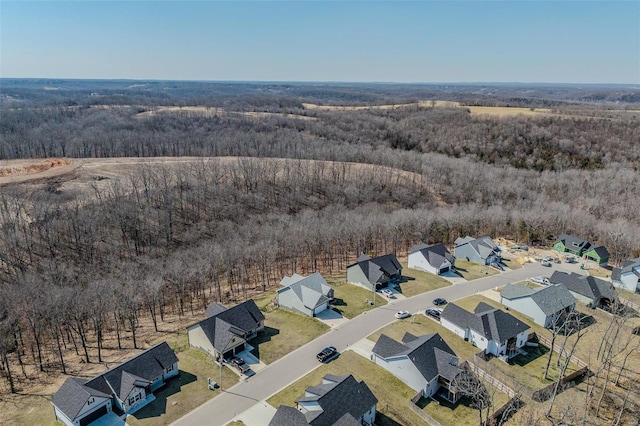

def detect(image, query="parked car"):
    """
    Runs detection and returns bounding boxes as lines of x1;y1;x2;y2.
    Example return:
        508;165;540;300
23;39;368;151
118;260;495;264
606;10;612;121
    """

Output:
540;259;551;267
425;308;442;319
530;276;550;285
395;310;411;319
433;297;447;306
317;346;338;362
564;255;576;263
229;356;250;374
510;244;529;251
381;289;395;298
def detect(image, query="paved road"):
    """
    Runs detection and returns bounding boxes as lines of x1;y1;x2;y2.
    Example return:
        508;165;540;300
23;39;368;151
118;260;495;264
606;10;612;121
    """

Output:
171;262;553;426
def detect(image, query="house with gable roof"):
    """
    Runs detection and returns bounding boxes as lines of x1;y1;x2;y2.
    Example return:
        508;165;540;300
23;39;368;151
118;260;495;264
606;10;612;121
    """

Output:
51;342;178;426
269;374;377;426
346;253;402;291
612;258;640;292
187;299;264;362
371;332;463;402
553;234;610;265
500;283;576;328
549;271;618;308
453;236;501;267
440;302;530;358
408;243;455;275
277;272;334;317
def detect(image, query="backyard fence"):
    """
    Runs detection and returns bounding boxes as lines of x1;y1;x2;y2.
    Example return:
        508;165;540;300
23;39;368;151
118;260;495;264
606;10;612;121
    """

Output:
407;391;443;426
534;334;589;369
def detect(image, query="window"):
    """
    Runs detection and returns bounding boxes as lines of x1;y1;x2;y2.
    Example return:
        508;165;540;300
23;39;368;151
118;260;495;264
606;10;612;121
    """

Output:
129;397;135;406
135;393;142;401
166;364;174;373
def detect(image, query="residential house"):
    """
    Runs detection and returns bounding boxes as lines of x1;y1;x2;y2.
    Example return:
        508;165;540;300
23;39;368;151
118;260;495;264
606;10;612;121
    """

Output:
500;283;576;328
371;332;462;402
277;273;334;317
440;302;530;358
269;374;377;426
187;299;265;362
549;271;618;308
408;243;455;275
51;342;178;426
453;236;501;266
553;234;610;265
612;258;640;292
346;253;402;291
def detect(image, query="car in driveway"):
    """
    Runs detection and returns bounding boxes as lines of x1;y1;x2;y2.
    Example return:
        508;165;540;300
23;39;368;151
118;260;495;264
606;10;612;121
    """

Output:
229;356;250;374
425;308;442;320
530;276;550;285
395;310;411;319
317;346;338;363
381;289;395;298
433;297;447;306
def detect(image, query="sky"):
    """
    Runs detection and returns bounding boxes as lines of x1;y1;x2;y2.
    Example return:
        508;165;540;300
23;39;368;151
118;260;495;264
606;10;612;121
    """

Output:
1;1;639;84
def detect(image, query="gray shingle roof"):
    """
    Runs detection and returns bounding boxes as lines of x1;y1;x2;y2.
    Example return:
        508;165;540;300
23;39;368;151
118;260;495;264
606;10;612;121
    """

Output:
410;243;455;269
454;236;500;261
556;234;591;252
372;332;460;383
612;258;640;282
293;374;377;426
348;253;402;285
442;303;530;343
53;342;178;420
549;271;618;303
588;245;610;259
278;273;332;310
501;283;576;316
192;299;265;352
205;303;227;318
51;377;111;421
269;405;309;426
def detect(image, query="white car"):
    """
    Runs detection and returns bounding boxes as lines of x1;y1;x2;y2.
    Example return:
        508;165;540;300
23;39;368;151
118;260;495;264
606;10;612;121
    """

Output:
530;276;550;285
381;289;394;298
395;310;411;319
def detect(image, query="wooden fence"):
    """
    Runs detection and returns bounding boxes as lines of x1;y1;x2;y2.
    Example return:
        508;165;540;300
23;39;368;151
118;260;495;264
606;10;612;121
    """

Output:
408;391;443;426
535;333;589;368
467;357;518;398
530;366;590;402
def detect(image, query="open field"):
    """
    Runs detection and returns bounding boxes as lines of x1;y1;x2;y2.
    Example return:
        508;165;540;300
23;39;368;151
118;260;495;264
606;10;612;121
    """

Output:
398;262;451;297
136;106;318;121
266;350;427;426
454;260;499;280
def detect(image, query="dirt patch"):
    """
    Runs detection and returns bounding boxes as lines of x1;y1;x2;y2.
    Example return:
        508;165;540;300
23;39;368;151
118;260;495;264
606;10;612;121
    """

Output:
0;158;72;178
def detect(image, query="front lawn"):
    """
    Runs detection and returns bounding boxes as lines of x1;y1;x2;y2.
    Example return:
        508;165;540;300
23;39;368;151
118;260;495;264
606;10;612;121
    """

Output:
267;351;427;426
501;258;523;270
326;274;387;319
252;309;330;364
454;260;499;280
398;262;451;297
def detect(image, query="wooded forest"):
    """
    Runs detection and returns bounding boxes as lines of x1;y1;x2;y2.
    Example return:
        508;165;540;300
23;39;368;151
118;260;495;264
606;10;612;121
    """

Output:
0;80;639;424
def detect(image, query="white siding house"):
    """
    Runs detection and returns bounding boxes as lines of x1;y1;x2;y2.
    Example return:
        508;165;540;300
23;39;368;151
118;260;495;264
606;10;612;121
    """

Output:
408;243;455;275
612;258;640;292
500;283;576;328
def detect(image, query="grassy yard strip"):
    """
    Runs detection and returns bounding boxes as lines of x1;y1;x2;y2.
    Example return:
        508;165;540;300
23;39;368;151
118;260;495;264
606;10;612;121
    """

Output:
619;288;640;306
501;258;523;270
398;262;451;297
326;274;387;319
367;315;479;361
267;351;426;426
252;309;330;364
419;379;511;426
455;260;499;281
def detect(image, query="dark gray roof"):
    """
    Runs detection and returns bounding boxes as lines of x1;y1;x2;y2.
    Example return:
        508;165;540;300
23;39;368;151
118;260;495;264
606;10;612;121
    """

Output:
205;303;227;318
556;234;591;252
442;303;530;343
269;405;309;426
502;284;576;316
372;332;460;383
348;253;402;285
86;341;178;400
411;243;455;269
587;245;610;259
51;377;111;421
53;342;178;418
278;273;332;310
549;271;618;303
293;374;377;426
454;236;500;260
612;258;640;282
192;299;265;351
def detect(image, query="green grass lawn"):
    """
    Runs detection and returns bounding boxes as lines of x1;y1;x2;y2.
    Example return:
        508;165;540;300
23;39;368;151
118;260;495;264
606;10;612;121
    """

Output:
418;380;510;426
501;258;523;270
267;351;427;426
398;262;451;297
619;288;640;306
454;260;499;280
326;274;387;319
367;315;479;361
251;309;329;364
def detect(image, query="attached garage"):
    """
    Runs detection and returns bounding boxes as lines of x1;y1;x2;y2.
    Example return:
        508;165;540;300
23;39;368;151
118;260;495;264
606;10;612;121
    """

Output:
79;405;109;426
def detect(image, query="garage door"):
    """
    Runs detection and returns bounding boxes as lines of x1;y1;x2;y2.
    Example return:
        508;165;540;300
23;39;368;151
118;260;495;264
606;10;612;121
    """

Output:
439;267;450;274
79;404;108;426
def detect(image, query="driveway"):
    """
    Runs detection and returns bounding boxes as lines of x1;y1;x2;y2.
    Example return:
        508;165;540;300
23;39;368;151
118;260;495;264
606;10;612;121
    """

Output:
315;308;349;329
230;401;277;426
170;263;549;426
440;270;467;285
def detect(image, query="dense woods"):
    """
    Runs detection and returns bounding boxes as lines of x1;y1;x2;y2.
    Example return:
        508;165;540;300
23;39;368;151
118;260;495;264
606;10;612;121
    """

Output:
1;80;639;423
